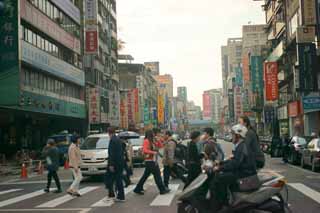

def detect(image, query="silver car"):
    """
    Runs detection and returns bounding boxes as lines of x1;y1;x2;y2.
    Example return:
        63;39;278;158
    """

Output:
80;133;110;176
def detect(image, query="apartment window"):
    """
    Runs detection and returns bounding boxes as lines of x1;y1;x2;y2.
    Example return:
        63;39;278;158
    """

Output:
27;29;32;43
289;11;299;37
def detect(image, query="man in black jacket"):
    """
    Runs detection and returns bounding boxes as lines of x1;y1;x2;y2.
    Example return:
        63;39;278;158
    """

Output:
210;124;257;209
239;115;265;168
107;127;125;202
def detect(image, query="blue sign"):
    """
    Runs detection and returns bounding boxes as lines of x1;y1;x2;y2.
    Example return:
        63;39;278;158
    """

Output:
51;0;80;24
21;41;85;86
303;96;320;112
235;66;243;86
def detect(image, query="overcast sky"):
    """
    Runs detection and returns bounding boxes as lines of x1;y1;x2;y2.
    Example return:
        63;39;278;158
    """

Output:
117;0;265;108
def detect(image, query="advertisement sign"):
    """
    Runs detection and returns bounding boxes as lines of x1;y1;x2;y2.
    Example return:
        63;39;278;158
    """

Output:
235;66;243;86
158;94;164;124
127;90;134;124
234;86;242;120
85;31;98;54
109;91;120;126
133;88;139;123
242;55;250;84
89;88;100;123
303;0;317;25
51;0;80;24
250;56;264;94
20;0;81;54
144;103;150;125
288;101;301;117
202;92;211;120
297;43;317;91
277;105;288;120
21;41;85;86
120;95;128;129
302;96;320;112
264;107;275;124
85;0;98;54
85;0;98;25
264;62;279;101
297;26;316;43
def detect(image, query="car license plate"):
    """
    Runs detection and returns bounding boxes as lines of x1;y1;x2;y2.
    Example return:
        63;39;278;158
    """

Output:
89;167;97;172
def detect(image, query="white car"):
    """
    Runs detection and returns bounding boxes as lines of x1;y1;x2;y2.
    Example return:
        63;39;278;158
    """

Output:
80;133;110;176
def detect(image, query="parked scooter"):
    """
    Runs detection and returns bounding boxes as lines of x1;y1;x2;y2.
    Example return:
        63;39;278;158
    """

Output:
177;160;290;213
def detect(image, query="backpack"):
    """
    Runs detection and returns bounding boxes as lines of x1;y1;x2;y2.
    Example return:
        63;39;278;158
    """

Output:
174;141;187;161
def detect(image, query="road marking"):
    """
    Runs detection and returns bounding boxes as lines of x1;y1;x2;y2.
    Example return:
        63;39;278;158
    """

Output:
91;184;136;207
150;184;180;206
288;183;320;204
0;189;23;195
287;164;320;176
0;208;91;212
0;188;55;207
0;180;73;185
37;186;99;208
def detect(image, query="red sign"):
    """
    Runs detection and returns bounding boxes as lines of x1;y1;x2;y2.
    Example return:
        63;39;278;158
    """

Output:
264;62;279;101
288;101;302;117
85;31;98;53
242;55;250;84
234;86;242;119
133;88;139;123
127;91;133;124
202;92;211;119
20;0;81;54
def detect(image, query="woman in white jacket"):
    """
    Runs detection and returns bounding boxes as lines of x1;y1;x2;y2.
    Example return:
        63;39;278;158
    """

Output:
67;137;82;196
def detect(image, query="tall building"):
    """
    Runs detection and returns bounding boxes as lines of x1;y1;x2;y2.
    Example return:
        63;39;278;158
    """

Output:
202;89;222;123
144;62;160;76
0;0;85;154
177;87;188;103
84;0;119;129
154;74;174;98
186;101;202;121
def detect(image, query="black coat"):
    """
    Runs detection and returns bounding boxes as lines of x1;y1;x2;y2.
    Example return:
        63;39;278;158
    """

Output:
187;141;201;166
43;146;60;171
245;128;265;168
221;141;257;179
108;135;124;170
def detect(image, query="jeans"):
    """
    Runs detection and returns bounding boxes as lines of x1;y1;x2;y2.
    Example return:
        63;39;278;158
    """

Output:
163;165;171;188
135;161;165;193
69;168;82;192
108;168;125;200
46;170;61;190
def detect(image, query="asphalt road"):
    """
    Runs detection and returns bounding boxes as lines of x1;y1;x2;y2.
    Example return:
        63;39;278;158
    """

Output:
0;140;319;213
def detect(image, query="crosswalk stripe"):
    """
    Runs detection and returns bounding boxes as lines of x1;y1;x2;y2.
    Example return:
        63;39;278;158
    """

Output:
36;186;99;208
288;183;320;204
150;184;180;206
0;189;23;195
0;188;55;207
91;185;136;207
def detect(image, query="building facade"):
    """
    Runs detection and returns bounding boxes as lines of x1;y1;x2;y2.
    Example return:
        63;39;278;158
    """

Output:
144;61;160;76
202;89;222;123
177;86;188;103
84;0;119;130
0;0;86;154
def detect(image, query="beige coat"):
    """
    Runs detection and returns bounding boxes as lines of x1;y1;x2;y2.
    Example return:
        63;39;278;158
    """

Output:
163;140;176;166
68;143;81;168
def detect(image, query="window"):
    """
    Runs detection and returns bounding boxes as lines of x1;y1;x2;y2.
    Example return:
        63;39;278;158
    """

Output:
36;35;41;48
39;0;43;11
27;29;32;43
289;12;299;37
32;32;37;46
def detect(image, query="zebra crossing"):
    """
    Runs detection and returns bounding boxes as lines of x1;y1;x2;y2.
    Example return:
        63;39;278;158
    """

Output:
0;182;319;210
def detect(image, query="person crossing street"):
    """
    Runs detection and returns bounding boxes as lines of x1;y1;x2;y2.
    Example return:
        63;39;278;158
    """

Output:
162;130;176;189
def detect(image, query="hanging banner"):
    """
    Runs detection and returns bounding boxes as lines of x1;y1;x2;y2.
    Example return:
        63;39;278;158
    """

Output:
235;66;243;86
202;92;211;120
127;90;134;124
242;55;250;84
264;62;279;101
132;88;139;124
158;94;164;124
89;87;100;124
84;0;98;54
250;56;264;94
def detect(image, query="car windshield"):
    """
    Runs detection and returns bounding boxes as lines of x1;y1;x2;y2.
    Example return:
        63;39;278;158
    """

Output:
81;137;110;150
297;137;307;145
129;138;143;146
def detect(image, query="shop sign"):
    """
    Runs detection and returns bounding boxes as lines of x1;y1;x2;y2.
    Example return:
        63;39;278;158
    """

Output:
21;41;85;86
264;107;275;124
302;96;320;112
250;56;264;94
277;105;288;120
303;0;317;25
85;0;98;54
89;88;100;123
20;0;81;54
234;86;242;120
85;31;98;54
235;66;243;86
279;120;289;135
297;26;316;43
288;101;301;117
158;94;164;124
202;92;211;120
51;0;80;24
242;55;250;84
132;88;139;123
144;103;150;125
264;62;279;101
127;90;134;124
0;0;18;72
120;96;128;129
297;43;317;91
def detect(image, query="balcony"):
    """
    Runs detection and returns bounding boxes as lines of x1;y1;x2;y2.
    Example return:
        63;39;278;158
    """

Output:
94;59;104;72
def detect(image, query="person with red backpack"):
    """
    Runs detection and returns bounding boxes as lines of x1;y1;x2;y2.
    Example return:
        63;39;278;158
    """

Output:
133;130;170;195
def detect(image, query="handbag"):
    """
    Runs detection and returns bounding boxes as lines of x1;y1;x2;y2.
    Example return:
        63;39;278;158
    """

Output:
237;174;261;192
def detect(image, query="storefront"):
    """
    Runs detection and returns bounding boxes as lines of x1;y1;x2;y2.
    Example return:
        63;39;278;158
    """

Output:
278;105;289;136
288;101;303;137
302;96;320;136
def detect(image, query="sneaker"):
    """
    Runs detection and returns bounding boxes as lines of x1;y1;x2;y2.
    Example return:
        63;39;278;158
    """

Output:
44;188;50;193
115;198;126;202
53;189;62;193
74;192;81;197
160;188;171;195
133;189;144;195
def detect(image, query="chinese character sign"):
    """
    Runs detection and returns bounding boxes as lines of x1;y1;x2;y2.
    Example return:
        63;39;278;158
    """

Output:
89;88;100;123
0;0;18;73
264;62;279;101
158;94;164;124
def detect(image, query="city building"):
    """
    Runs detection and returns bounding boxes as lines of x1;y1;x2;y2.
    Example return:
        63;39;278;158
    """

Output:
154;74;174;98
0;0;85;154
84;0;119;130
186;101;202;121
144;62;160;76
177;86;188;103
118;58;158;130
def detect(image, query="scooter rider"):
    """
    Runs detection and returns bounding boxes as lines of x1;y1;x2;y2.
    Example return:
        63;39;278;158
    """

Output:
210;124;257;210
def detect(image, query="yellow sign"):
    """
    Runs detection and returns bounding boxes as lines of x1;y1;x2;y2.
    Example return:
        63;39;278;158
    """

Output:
157;95;164;124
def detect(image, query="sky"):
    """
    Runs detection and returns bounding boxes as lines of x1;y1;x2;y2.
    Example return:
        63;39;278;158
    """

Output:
117;0;265;108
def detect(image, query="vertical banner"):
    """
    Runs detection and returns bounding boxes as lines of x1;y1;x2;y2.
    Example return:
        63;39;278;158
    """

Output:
264;62;279;101
157;94;164;124
89;87;100;123
144;103;149;125
133;88;139;124
127;90;134;125
250;56;264;94
234;86;243;120
202;92;211;120
242;55;250;84
85;0;98;54
235;66;243;86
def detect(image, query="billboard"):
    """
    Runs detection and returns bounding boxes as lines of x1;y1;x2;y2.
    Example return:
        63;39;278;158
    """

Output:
88;87;100;123
202;92;211;120
85;0;98;54
158;94;164;124
264;62;279;101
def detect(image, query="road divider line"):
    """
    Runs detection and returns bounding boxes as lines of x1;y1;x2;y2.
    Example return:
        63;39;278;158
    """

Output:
37;186;99;208
0;208;91;212
0;188;55;207
0;180;73;185
0;189;23;195
91;185;136;207
150;184;179;206
288;183;320;204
